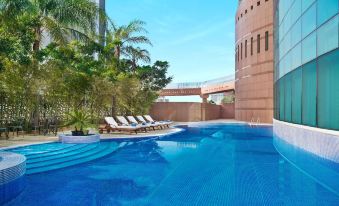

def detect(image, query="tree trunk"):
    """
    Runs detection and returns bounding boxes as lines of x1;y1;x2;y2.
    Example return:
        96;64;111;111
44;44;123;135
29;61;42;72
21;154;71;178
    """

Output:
111;95;116;116
132;58;137;73
114;46;121;60
33;26;42;52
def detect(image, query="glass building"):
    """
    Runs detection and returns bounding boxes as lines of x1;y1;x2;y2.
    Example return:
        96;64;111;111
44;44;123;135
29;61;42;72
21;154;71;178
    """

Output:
274;0;339;131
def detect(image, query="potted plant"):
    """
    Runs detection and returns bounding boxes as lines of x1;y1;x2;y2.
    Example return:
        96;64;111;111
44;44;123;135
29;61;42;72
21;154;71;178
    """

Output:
64;110;95;136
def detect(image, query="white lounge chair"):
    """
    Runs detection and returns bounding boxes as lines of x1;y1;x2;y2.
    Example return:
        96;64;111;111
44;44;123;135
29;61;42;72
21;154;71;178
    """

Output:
104;117;141;134
144;115;172;128
136;115;164;129
127;116;160;131
116;116;149;132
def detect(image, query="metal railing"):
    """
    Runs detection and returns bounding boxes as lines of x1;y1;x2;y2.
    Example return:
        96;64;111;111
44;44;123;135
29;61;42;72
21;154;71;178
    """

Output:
165;75;235;89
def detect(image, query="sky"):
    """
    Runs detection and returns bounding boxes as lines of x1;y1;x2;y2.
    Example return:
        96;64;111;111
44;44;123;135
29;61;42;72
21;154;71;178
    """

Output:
106;0;237;101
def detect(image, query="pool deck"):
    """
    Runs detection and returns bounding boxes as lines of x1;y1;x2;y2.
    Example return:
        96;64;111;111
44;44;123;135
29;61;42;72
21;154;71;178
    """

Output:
0;119;271;149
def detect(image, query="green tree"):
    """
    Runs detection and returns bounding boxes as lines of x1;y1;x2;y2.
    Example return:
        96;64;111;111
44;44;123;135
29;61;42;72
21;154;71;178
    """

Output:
125;46;151;72
137;61;173;91
0;0;104;52
221;94;235;104
107;20;152;60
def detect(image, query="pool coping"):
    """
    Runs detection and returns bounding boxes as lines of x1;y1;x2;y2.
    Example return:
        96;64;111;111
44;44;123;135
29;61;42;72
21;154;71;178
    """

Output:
1;121;273;150
0;127;185;150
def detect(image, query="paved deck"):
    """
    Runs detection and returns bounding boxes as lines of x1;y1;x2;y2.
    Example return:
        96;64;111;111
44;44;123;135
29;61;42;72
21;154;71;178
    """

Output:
0;128;180;149
0;119;272;149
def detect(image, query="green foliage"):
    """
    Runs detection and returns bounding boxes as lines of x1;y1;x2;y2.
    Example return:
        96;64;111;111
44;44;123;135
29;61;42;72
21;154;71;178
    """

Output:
114;74;158;115
137;61;173;91
64;110;94;131
222;94;235;104
0;1;172;127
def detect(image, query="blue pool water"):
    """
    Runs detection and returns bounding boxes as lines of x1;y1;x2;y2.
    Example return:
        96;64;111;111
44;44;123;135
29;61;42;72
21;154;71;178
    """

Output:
3;124;339;205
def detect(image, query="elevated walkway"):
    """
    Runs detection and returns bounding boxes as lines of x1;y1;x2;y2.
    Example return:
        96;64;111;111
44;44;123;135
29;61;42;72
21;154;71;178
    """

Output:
160;75;235;101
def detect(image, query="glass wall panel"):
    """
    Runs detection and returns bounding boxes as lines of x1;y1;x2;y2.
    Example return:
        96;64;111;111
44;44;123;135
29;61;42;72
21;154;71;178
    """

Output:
302;31;316;64
274;82;280;119
279;79;285;121
317;49;339;130
291;43;302;71
290;0;302;25
302;0;316;13
291;19;302;48
291;67;302;124
317;15;339;56
285;73;292;122
317;0;339;26
302;3;316;39
302;60;317;127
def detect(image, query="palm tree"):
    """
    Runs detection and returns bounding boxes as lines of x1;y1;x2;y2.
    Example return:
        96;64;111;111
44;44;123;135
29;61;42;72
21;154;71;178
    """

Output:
107;20;152;60
0;0;105;52
125;46;151;72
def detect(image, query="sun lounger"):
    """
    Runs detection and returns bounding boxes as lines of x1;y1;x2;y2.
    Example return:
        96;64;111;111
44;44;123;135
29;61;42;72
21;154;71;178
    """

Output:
116;116;149;132
104;117;141;134
136;115;165;129
127;116;160;131
143;115;172;128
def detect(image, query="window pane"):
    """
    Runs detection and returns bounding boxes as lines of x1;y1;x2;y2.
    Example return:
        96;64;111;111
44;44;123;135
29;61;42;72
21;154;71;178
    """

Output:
317;49;339;130
291;19;301;48
302;0;315;13
279;79;285;121
302;3;316;39
302;31;316;64
291;67;302;124
285;73;292;122
241;43;243;59
317;0;339;26
245;40;247;58
291;43;301;71
265;31;269;51
274;82;280;119
317;15;339;56
251;37;253;55
290;0;301;24
302;60;317;127
257;34;261;53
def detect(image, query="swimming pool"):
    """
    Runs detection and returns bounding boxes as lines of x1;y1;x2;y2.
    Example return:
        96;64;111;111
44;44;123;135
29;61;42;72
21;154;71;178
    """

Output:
3;124;339;205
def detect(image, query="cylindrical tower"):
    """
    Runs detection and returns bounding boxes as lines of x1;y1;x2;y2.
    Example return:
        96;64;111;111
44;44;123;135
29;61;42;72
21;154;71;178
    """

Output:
235;0;274;123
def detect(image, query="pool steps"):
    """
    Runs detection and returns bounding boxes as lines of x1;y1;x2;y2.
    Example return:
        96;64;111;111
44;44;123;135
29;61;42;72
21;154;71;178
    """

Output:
27;144;99;164
9;143;79;157
9;142;126;175
26;144;90;160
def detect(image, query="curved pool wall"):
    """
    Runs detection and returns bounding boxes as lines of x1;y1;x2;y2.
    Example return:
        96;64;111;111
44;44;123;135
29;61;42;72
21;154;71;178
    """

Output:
274;119;339;163
0;152;26;205
59;134;100;144
273;136;339;196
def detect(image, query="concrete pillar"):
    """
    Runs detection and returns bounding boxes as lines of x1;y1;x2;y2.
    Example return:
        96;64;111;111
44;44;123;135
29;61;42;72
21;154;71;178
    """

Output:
200;94;209;121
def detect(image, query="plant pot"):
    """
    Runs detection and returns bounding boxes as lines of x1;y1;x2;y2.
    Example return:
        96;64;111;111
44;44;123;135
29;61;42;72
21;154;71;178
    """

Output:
71;130;84;136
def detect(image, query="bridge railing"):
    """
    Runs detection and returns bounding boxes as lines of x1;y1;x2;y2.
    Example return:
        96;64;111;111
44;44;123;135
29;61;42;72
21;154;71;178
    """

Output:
164;75;235;90
201;75;235;88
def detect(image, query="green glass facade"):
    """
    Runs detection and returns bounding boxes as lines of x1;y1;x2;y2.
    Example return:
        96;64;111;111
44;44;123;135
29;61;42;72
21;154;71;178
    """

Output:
275;0;339;130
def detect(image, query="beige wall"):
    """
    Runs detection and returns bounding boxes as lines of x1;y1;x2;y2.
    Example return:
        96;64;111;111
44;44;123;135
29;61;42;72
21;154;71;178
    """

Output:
205;103;222;120
221;104;235;119
150;102;202;122
235;0;274;123
150;102;235;122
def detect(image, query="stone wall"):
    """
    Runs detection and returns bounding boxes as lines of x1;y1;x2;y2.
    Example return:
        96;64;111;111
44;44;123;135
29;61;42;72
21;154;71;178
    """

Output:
150;102;235;122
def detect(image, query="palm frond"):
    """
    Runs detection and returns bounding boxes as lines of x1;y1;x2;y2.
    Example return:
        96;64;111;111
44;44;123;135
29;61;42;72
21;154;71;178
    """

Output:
123;36;152;46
